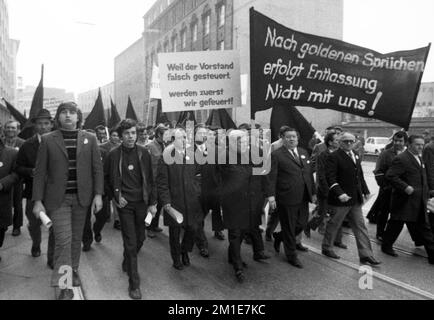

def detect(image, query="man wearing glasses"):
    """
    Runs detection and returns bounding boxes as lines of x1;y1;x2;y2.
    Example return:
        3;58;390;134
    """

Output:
321;132;381;266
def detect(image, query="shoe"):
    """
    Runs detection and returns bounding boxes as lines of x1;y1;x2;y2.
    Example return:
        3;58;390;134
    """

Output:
322;249;340;259
72;270;81;287
181;253;190;266
31;246;41;257
152;227;163;233
342;220;350;228
296;243;308;252
173;261;184;270
244;235;252;245
253;251;270;261
303;226;311;238
122;259;127;272
334;242;348;249
147;230;156;238
82;243;91;252
381;246;398;257
272;232;281;253
113;220;121;230
214;231;225;241
199;248;209;258
360;256;382;266
94;233;102;243
288;257;303;269
58;288;74;300
265;231;272;242
12;228;21;237
47;260;54;270
235;270;245;283
128;287;142;300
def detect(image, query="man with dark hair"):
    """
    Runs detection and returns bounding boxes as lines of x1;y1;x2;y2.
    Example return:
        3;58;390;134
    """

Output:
145;124;168;238
269;127;316;269
3;120;25;236
15;109;55;264
382;135;434;265
372;131;407;240
104;119;157;300
321;132;380;266
146;126;155;141
95;125;107;144
32;102;104;300
136;122;148;147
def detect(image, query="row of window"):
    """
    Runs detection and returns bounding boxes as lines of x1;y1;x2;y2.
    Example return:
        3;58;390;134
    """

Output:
416;101;433;107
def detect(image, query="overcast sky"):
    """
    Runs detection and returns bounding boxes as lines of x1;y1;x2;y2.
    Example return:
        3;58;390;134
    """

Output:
7;0;434;97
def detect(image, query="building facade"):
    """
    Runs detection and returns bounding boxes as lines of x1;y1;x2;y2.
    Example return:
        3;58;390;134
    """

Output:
141;0;344;131
0;0;19;123
77;82;114;115
413;82;434;118
114;37;145;121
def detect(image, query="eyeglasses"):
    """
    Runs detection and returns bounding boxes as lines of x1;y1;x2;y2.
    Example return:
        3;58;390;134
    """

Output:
341;140;355;144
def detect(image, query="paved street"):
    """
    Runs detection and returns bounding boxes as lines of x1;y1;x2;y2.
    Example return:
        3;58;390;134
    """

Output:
1;161;433;300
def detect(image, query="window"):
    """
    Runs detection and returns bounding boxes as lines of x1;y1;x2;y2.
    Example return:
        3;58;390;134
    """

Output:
172;37;178;52
164;41;169;52
204;14;210;35
192;22;198;42
218;4;225;27
218;40;224;51
181;30;187;49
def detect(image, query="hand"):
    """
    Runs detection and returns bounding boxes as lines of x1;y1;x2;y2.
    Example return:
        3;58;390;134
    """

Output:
33;201;46;219
268;196;277;211
91;195;103;215
338;194;352;203
311;194;317;204
363;194;371;202
118;197;128;209
405;186;414;195
148;205;157;217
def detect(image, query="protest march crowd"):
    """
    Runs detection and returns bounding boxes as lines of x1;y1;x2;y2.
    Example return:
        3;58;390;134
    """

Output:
0;102;434;301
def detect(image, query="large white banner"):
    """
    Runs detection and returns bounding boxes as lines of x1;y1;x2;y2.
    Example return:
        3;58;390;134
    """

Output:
158;50;241;113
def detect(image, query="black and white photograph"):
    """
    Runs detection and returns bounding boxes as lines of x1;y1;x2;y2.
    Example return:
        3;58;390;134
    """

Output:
0;0;434;307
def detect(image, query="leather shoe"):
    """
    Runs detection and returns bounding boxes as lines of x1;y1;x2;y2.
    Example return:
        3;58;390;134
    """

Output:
288;257;303;269
181;253;190;266
334;242;348;249
94;233;102;243
273;232;281;253
228;258;248;268
199;248;209;258
72;270;81;287
235;270;245;283
82;243;91;252
296;243;308;252
122;259;127;272
31;246;41;257
173;261;184;270
58;289;74;300
147;230;156;238
152;227;163;233
113;220;121;230
360;256;382;266
322;249;340;259
253;251;270;261
214;231;225;241
303;226;311;238
128;287;142;300
381;246;398;257
265;231;272;242
244;235;252;245
47;260;54;270
12;228;21;237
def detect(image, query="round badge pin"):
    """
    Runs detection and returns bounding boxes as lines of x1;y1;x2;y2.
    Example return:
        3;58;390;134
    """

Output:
0;162;3;168
128;165;134;171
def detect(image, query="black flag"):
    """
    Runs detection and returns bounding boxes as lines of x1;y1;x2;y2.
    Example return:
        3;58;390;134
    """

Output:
155;100;169;125
108;98;121;129
2;98;27;127
177;111;196;127
83;88;106;130
126;96;138;121
206;109;236;130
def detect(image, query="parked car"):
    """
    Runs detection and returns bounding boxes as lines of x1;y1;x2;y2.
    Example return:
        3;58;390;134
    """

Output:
364;137;390;155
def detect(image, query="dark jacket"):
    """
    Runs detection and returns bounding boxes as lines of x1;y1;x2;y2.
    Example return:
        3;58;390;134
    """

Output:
374;148;400;190
326;148;369;207
104;144;157;206
157;145;203;228
316;148;332;199
0;145;19;228
386;150;429;222
145;139;165;181
423;142;434;195
269;147;315;206
15;135;40;199
99;140;119;163
32;130;104;211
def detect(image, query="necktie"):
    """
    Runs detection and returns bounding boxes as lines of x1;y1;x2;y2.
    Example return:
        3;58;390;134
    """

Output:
347;151;356;164
291;149;301;165
418;156;423;167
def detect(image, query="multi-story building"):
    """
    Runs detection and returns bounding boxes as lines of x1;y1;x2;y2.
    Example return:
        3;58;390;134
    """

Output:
413;82;434;118
77;82;114;115
0;0;19;123
17;86;75;117
141;0;344;131
114;38;145;121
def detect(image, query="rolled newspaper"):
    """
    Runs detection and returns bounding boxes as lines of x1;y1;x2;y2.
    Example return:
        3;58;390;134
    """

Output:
145;211;153;227
428;198;434;213
39;211;53;229
166;207;184;224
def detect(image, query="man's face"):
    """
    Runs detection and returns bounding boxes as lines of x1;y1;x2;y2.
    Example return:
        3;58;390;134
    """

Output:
339;134;356;152
96;129;106;141
138;130;148;143
281;130;298;150
393;137;406;151
58;109;78;130
409;138;425;156
328;134;339;150
174;130;186;151
34;119;53;136
4;122;19;138
110;132;120;144
121;127;137;149
147;129;155;140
